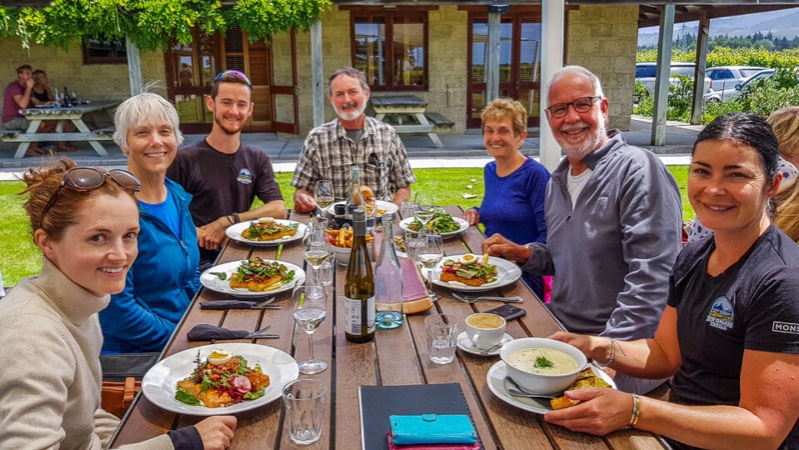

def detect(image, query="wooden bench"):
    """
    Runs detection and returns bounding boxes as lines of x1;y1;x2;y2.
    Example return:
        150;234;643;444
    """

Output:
424;111;455;132
0;130;21;141
92;127;116;137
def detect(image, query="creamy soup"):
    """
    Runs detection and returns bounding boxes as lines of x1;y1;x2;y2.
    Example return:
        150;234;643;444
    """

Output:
466;313;504;329
507;348;579;375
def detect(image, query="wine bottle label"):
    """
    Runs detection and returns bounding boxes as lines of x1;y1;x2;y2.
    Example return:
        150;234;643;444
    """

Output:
344;296;375;335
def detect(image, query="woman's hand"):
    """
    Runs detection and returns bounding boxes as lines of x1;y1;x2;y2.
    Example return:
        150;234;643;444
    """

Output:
544;388;633;436
462;208;480;226
195;415;237;450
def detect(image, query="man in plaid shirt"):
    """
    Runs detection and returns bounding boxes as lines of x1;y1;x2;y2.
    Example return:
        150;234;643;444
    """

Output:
291;67;415;212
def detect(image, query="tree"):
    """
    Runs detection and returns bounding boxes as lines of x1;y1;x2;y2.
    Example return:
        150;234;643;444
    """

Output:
0;0;331;52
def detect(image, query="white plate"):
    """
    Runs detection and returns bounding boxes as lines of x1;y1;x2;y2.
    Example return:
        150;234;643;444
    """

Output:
225;219;307;247
398;216;469;240
457;332;513;356
486;361;616;415
200;260;305;298
325;200;399;217
142;343;299;416
431;255;522;293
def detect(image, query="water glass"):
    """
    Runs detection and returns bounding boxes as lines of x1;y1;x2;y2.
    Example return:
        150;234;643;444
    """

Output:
424;313;458;364
282;379;327;445
400;199;419;219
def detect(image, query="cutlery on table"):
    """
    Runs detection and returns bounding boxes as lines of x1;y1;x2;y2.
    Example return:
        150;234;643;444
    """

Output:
451;292;524;304
503;376;559;399
186;324;279;341
200;297;279;310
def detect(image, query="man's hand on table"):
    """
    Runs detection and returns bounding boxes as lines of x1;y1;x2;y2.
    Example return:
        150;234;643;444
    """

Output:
481;233;531;264
293;188;317;213
197;217;231;251
196;415;237;450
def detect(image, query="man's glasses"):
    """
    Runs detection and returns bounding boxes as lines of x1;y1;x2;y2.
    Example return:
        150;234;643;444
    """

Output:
546;96;601;119
214;70;252;87
39;168;141;229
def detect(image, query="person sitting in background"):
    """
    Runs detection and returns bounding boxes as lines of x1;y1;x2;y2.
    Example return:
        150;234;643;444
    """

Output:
99;92;200;353
0;158;236;449
2;64;46;156
291;67;416;212
167;70;285;270
546;113;799;450
29;69;76;153
461;98;549;300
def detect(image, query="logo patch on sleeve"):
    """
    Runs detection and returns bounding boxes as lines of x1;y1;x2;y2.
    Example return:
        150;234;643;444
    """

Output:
706;296;734;331
772;321;799;335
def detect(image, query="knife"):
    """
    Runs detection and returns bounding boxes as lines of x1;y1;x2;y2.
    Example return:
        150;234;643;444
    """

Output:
200;300;281;310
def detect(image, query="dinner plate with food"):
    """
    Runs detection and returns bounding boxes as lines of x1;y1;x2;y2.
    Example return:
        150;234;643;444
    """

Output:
226;217;307;247
398;212;469;239
431;254;522;292
200;257;305;297
141;343;299;416
325;200;398;217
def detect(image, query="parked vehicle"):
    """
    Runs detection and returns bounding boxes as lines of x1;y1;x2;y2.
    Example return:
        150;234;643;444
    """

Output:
704;69;775;104
635;62;711;97
706;66;768;93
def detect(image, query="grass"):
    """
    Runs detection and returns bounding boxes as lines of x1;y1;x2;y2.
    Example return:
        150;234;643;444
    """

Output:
0;166;693;287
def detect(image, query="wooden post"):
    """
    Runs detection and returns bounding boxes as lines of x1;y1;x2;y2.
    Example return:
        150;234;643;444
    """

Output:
540;0;565;171
486;4;507;104
691;8;711;125
125;37;143;96
311;21;325;128
651;4;675;147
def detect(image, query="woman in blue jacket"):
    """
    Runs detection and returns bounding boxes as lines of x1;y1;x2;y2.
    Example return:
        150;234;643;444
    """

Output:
99;93;200;353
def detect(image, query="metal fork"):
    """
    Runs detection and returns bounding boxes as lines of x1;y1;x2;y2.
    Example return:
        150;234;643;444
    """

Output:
451;292;524;304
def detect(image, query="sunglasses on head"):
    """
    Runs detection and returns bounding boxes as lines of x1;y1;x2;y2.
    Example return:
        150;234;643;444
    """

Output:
39;167;142;229
214;70;252;87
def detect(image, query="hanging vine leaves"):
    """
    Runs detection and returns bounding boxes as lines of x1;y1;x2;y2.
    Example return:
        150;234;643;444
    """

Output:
0;0;330;51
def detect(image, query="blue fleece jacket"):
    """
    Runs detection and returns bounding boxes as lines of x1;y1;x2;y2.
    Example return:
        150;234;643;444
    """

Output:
100;178;200;353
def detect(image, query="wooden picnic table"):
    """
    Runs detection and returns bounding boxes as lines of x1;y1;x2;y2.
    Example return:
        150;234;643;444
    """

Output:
4;101;120;159
109;206;668;450
370;95;445;148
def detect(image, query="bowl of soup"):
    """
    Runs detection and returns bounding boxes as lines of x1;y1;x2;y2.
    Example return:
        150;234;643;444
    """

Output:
499;337;587;394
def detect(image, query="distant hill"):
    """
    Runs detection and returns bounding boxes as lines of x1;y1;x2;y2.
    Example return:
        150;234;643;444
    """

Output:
638;8;799;47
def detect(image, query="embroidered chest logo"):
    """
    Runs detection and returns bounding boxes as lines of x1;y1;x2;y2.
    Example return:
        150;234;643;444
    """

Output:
706;296;734;331
237;168;253;185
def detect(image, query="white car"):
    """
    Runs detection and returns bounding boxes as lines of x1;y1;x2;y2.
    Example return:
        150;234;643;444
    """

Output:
704;69;775;104
635;62;711;97
706;66;767;93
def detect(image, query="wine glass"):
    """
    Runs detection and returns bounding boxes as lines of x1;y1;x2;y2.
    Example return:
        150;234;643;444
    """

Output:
416;230;443;292
304;218;332;284
314;180;335;211
293;285;328;374
414;194;436;228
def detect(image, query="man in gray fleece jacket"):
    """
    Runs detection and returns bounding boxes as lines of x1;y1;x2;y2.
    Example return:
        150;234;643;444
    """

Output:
483;66;682;395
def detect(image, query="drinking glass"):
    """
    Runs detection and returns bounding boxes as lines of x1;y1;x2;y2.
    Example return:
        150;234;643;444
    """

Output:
400;199;419;220
414;194;436;227
364;198;378;233
425;313;458;364
416;230;443;292
304;218;332;284
293;285;328;374
282;379;327;445
314;179;335;211
403;231;422;262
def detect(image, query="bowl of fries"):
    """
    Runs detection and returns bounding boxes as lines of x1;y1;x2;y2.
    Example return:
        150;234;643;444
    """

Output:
324;227;374;266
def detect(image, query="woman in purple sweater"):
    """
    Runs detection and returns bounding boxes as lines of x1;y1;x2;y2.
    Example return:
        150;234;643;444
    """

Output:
462;98;550;299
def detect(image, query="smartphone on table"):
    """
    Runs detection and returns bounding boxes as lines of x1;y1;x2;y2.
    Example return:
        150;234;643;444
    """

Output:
484;304;526;321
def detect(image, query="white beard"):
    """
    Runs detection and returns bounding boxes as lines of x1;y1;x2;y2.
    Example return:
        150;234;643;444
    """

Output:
335;101;367;122
558;121;607;161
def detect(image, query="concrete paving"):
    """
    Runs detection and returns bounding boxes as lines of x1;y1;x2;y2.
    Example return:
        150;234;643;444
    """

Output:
0;115;697;180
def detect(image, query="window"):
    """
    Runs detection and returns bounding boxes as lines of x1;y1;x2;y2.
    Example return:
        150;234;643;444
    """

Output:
352;11;427;91
83;36;127;65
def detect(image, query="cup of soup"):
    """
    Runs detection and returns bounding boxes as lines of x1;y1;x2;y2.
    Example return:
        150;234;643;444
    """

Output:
499;337;587;394
464;313;506;350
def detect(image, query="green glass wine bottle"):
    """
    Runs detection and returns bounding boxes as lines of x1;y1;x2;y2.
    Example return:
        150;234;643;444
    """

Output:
344;209;375;343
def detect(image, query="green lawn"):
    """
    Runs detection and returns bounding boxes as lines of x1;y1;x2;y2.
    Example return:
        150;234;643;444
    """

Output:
0;166;693;287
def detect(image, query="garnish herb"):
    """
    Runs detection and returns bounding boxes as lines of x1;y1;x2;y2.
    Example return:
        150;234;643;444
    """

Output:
534;356;554;369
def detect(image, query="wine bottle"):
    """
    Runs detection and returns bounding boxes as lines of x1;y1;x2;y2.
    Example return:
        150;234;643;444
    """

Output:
344;209;375;343
341;166;365;228
374;215;404;329
62;87;71;107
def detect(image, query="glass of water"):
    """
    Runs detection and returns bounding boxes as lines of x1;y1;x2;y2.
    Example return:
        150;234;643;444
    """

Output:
416;229;443;292
293;285;328;374
424;313;458;364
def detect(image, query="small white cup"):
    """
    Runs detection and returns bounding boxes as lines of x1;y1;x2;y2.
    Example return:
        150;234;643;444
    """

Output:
464;313;506;350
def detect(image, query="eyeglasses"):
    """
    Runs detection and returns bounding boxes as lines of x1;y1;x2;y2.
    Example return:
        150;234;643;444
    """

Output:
546;96;601;118
214;70;252;87
39;168;141;229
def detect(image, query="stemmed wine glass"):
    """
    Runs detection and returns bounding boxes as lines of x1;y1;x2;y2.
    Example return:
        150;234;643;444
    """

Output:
414;194;436;229
304;217;332;285
416;229;443;292
314;180;335;211
293;285;328;374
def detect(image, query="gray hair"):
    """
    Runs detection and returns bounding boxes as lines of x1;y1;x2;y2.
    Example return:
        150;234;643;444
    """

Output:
546;65;605;103
113;92;183;150
327;67;369;96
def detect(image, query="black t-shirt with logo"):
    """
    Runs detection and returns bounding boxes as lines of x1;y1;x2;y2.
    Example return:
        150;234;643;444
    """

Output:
667;225;799;449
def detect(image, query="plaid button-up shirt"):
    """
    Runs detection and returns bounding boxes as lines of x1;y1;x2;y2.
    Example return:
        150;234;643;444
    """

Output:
291;117;416;202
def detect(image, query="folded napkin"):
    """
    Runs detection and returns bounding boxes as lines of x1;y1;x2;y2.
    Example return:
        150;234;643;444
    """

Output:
186;324;277;341
401;258;428;302
387;433;480;450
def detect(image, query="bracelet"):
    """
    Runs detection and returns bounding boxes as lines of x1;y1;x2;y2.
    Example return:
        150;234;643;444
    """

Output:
629;393;640;428
232;212;241;224
225;215;234;226
596;338;616;368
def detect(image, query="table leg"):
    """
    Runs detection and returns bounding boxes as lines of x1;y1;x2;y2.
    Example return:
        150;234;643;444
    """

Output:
13;119;42;159
71;119;109;156
415;113;444;148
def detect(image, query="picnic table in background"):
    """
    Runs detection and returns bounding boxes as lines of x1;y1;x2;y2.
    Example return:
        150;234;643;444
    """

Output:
370;95;454;148
3;101;120;159
109;205;668;450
